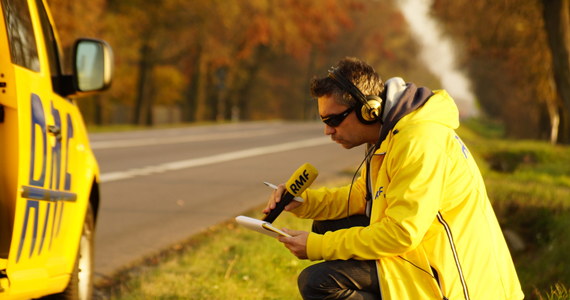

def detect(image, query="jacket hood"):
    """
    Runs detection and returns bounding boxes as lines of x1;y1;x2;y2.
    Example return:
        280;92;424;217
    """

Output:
376;83;432;147
377;84;459;148
402;89;460;130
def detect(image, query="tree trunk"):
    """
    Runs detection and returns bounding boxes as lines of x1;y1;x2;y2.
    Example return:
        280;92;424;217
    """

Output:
543;0;570;143
303;50;318;121
235;45;271;120
133;41;154;125
93;95;104;125
193;53;209;122
182;44;204;122
215;67;228;122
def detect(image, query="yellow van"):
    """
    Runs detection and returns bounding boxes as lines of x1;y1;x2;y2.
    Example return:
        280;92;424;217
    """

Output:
0;0;112;299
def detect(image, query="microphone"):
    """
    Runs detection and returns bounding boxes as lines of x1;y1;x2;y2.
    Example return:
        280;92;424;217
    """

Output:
263;163;318;223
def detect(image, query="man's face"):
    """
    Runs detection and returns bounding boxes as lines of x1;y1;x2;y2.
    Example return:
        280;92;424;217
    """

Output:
318;94;380;149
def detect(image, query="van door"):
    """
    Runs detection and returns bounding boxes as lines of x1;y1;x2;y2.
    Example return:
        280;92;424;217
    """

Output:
1;0;81;294
0;0;21;265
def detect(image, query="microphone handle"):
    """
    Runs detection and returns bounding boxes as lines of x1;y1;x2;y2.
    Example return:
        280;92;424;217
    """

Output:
263;192;294;223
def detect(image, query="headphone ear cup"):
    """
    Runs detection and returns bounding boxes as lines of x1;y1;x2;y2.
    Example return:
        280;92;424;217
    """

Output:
356;95;382;124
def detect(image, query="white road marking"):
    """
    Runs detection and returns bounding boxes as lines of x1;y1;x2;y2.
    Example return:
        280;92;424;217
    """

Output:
91;129;277;150
100;137;330;182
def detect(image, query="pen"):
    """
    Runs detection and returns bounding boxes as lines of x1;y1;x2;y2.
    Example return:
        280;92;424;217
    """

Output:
263;181;304;202
263;181;279;190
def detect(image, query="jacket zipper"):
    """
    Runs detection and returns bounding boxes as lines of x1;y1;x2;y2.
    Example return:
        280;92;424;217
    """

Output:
430;266;450;300
437;212;470;300
397;255;449;299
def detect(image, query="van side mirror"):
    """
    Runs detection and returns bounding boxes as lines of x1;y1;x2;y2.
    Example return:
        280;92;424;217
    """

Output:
73;38;113;93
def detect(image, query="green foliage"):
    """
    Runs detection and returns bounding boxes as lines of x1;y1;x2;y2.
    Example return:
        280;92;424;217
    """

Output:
461;117;505;140
540;284;570;300
459;120;570;299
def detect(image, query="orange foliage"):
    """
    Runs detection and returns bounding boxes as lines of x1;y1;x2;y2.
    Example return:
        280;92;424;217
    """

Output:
45;0;436;125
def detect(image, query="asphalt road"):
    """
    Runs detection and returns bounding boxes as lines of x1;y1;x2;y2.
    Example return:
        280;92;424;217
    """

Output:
90;121;366;283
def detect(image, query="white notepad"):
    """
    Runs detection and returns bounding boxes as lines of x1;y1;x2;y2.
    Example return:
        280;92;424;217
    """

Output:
235;215;292;238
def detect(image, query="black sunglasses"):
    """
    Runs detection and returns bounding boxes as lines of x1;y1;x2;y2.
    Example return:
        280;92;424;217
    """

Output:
321;107;354;127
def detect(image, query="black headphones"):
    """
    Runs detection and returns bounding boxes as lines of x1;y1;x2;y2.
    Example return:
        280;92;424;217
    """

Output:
328;67;384;125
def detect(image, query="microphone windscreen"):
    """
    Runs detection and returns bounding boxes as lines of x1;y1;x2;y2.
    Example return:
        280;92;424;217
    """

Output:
285;163;318;196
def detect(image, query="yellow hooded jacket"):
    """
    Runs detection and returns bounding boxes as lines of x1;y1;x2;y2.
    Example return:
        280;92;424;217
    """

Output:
292;90;524;299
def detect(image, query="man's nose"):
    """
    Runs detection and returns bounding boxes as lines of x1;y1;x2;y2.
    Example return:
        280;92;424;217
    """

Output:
324;124;335;135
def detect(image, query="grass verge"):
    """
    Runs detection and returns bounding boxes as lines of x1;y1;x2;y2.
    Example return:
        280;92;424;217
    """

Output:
96;210;316;300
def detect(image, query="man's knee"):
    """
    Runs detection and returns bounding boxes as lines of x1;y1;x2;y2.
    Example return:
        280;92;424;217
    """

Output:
298;263;329;299
297;260;381;300
297;264;318;296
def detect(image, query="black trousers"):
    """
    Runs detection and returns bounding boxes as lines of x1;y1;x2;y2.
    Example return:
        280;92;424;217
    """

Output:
297;215;382;300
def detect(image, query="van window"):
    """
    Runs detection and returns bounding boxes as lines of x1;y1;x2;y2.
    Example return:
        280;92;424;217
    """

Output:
1;0;40;71
35;0;65;93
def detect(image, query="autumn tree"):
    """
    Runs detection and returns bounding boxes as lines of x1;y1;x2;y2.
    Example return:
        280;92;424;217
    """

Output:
168;0;363;122
47;0;436;126
543;0;570;143
106;0;191;125
432;0;562;142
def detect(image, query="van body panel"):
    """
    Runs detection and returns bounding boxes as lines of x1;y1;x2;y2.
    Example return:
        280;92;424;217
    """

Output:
0;0;110;298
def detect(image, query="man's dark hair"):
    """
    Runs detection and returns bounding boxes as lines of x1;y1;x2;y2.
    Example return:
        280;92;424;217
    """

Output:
310;57;384;107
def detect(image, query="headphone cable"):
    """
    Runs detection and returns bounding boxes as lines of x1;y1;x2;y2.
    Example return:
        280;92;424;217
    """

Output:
346;143;378;219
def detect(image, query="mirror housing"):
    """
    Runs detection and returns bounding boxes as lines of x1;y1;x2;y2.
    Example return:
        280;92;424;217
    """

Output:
70;38;113;96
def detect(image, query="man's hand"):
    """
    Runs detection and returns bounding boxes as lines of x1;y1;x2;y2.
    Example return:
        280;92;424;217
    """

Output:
278;228;309;259
262;183;302;215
